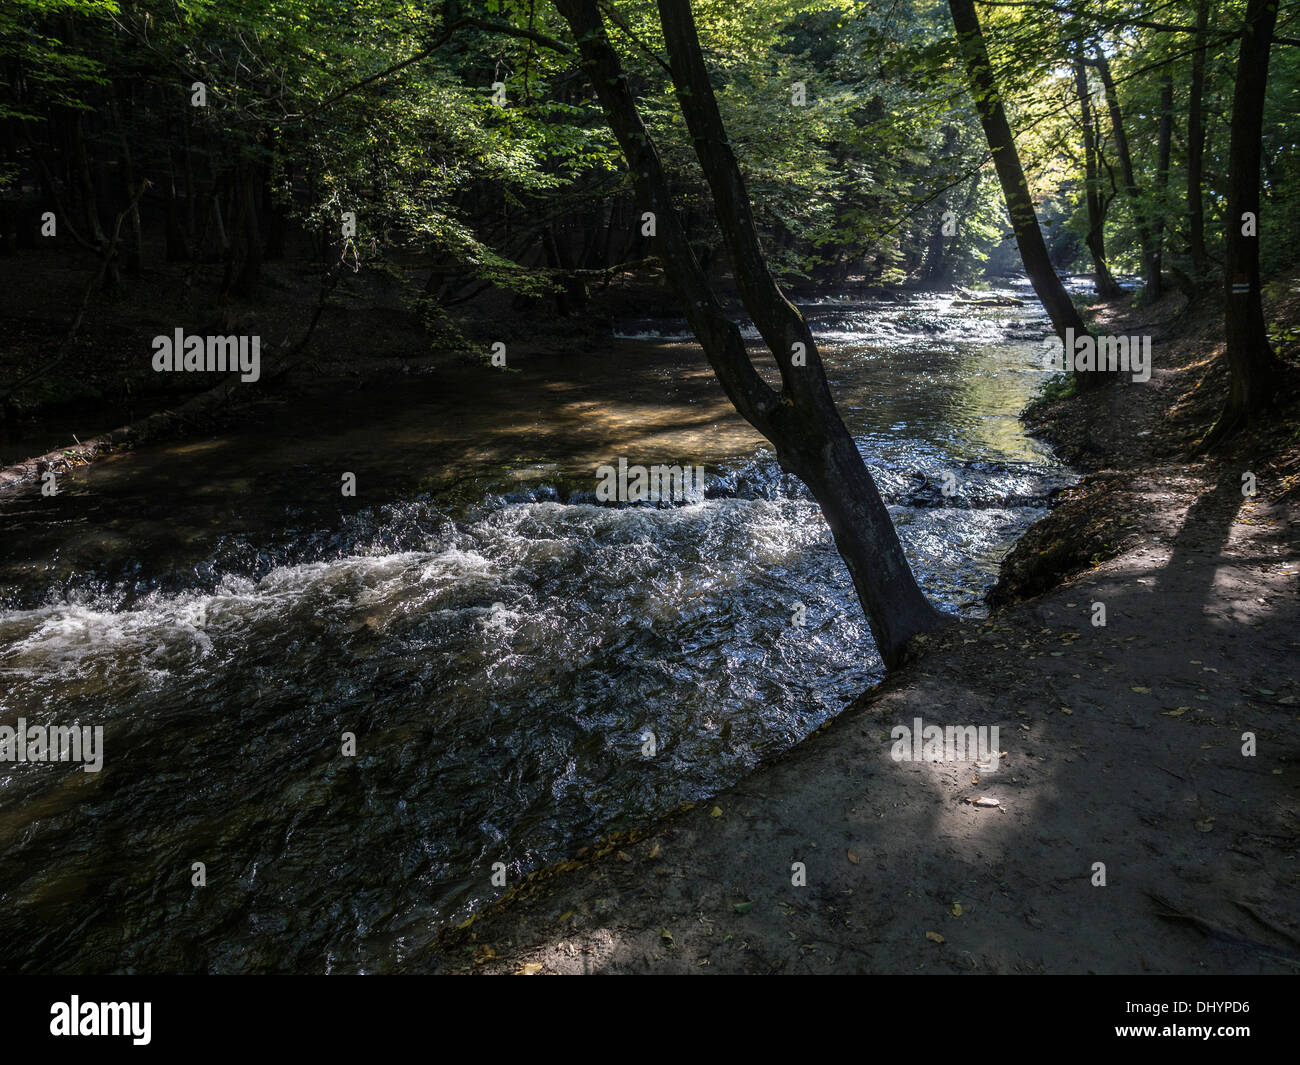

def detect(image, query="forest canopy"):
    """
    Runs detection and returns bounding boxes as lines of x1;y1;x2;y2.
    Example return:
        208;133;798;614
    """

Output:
5;0;1297;321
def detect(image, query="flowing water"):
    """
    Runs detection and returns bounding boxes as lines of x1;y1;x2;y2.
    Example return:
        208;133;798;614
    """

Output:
0;286;1075;972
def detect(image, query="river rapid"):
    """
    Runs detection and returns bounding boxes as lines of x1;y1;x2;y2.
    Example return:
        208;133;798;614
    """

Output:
0;284;1075;972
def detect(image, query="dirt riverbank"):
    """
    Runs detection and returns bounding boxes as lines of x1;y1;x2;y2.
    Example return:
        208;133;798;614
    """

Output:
416;286;1300;974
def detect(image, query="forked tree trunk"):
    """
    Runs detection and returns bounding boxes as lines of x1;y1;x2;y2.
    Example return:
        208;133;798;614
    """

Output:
551;0;947;668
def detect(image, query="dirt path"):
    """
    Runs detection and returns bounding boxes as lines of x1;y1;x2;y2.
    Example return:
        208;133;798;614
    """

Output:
418;292;1300;975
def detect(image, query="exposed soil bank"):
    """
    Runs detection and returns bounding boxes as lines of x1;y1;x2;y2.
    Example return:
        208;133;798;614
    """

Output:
418;287;1300;974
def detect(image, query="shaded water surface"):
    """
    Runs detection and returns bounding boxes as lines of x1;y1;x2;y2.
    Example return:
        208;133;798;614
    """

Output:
0;289;1072;972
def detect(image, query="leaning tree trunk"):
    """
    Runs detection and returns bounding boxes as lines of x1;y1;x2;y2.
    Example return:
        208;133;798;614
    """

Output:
947;0;1109;390
1205;0;1286;445
551;0;947;667
1073;58;1121;298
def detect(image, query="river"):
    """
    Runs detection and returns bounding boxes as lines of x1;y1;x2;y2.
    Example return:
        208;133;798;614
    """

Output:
0;283;1075;972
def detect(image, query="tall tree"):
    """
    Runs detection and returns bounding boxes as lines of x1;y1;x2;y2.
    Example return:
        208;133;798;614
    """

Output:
1155;71;1173;295
550;0;947;667
946;0;1109;390
1091;49;1160;301
1073;56;1121;298
1206;0;1287;444
1186;0;1210;276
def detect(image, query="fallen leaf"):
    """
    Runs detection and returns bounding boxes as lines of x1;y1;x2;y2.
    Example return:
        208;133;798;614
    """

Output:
1194;818;1215;833
617;850;632;862
660;927;674;943
557;910;574;924
517;962;544;975
1162;707;1190;717
951;903;963;917
925;931;945;943
733;901;754;915
649;841;661;858
973;795;1001;808
710;806;723;818
847;849;860;864
1131;686;1151;694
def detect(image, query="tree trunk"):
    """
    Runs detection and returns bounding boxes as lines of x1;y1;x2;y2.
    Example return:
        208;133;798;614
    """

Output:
1074;58;1121;298
109;92;143;277
1092;50;1160;301
30;145;94;251
552;0;947;667
1155;72;1173;297
947;0;1107;390
919;216;947;289
264;154;288;262
919;126;959;289
164;141;190;262
183;115;197;241
1186;0;1209;276
1205;0;1286;445
72;112;106;247
234;165;262;297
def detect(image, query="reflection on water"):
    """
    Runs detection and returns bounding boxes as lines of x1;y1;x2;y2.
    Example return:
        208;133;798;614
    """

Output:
0;291;1073;972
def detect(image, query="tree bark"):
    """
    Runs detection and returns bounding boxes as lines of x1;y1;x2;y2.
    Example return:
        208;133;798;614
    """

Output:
234;164;262;297
109;91;143;277
1155;72;1173;296
72;112;106;247
552;0;947;667
1073;58;1121;298
1092;50;1160;300
164;140;191;262
1205;0;1286;444
947;0;1107;390
919;126;960;289
1186;0;1209;275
